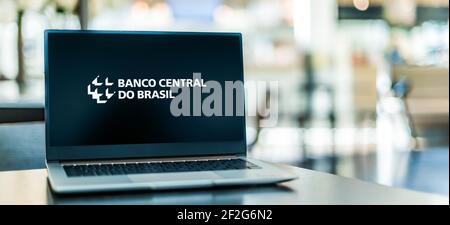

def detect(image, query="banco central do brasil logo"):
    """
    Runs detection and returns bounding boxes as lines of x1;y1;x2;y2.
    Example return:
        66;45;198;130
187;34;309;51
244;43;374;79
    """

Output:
87;76;116;104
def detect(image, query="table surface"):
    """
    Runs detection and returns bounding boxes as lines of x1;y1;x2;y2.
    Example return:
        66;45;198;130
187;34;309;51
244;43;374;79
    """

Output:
0;166;448;205
0;123;46;171
0;123;448;205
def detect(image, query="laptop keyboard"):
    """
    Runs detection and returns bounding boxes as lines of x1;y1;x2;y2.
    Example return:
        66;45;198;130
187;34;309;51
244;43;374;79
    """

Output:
63;158;260;177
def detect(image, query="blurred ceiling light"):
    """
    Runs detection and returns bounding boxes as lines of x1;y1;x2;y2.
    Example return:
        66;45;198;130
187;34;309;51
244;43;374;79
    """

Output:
153;2;170;11
353;0;370;11
213;4;250;28
131;0;150;14
213;4;231;22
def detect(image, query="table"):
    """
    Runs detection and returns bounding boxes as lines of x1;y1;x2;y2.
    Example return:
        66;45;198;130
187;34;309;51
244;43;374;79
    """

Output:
0;123;45;171
0;167;447;205
0;123;448;205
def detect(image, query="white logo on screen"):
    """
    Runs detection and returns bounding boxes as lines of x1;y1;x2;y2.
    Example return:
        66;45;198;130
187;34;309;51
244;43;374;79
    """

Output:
87;76;115;104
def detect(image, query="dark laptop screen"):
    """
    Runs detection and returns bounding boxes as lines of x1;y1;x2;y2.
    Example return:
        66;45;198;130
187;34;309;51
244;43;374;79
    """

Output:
46;31;245;150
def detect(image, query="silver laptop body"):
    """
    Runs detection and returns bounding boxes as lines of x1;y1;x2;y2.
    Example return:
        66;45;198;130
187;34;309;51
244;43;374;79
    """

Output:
45;30;296;194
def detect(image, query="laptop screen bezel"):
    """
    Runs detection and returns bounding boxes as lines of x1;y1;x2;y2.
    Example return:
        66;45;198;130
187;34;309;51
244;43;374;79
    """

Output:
44;30;247;161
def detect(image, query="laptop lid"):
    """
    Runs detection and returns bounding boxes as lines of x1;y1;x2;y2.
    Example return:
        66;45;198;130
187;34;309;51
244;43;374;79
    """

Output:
45;30;246;161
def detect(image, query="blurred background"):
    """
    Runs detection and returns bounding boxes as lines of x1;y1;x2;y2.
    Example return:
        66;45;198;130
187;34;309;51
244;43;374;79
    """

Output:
0;0;448;196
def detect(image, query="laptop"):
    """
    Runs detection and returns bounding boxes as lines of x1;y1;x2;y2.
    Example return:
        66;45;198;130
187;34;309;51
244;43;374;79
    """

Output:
44;30;296;194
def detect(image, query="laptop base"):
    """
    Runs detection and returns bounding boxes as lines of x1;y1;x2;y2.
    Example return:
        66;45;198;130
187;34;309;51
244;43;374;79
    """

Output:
47;157;297;194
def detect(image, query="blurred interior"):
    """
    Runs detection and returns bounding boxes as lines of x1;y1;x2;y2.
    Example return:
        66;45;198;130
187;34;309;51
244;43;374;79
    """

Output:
0;0;448;196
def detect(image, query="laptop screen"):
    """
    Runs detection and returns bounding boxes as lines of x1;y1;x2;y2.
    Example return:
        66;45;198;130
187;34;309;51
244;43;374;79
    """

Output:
45;30;246;160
